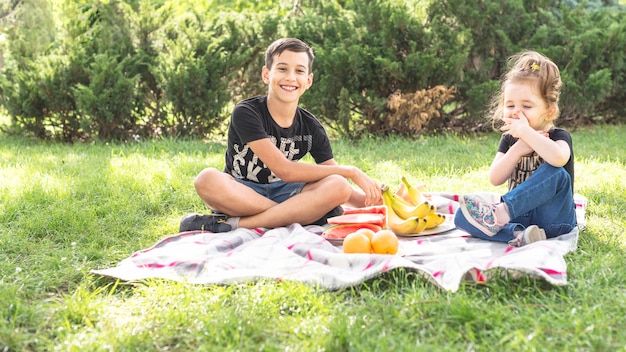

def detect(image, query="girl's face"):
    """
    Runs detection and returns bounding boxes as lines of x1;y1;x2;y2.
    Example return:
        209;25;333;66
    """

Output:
503;80;554;131
262;50;313;104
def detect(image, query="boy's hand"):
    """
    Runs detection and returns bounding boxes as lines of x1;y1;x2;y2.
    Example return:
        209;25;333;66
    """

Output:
351;169;382;206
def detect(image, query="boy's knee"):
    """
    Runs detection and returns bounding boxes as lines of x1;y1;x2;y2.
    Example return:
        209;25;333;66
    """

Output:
194;168;222;190
321;175;352;200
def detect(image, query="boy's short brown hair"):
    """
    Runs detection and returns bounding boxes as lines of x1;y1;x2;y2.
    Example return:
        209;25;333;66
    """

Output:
265;38;315;73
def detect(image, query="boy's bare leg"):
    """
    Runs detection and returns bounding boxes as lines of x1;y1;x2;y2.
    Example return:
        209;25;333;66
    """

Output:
237;175;351;228
194;168;352;228
194;168;278;216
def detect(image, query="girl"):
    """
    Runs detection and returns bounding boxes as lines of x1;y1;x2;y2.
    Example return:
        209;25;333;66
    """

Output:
454;51;577;246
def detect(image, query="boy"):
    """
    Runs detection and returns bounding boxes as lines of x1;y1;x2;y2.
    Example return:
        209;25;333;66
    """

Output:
180;38;382;233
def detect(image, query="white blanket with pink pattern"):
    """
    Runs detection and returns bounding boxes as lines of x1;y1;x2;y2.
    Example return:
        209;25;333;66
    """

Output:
92;223;579;292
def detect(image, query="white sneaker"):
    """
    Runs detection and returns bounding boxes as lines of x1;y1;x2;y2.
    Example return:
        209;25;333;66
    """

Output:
509;225;546;247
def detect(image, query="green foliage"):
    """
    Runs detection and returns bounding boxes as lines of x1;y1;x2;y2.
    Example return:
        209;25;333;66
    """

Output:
427;0;559;126
287;0;463;137
74;54;139;140
0;59;48;138
36;52;89;142
158;9;231;136
0;0;624;141
528;5;626;124
0;0;54;61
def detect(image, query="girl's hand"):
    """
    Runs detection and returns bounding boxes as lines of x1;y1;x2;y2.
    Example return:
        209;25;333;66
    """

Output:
508;129;550;156
510;138;534;155
501;112;531;138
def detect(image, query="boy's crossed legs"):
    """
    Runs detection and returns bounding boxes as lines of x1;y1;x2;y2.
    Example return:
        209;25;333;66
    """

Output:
180;168;351;232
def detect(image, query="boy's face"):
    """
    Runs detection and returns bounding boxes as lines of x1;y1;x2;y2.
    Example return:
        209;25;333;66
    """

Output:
262;50;313;104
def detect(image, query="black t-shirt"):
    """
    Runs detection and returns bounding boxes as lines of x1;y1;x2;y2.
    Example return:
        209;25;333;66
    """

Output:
497;128;574;192
224;96;334;184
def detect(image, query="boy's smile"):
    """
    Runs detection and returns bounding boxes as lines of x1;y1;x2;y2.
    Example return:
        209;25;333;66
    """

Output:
263;50;313;104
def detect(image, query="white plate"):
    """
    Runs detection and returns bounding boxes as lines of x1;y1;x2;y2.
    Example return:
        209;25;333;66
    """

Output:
322;221;456;244
324;237;344;246
396;221;456;237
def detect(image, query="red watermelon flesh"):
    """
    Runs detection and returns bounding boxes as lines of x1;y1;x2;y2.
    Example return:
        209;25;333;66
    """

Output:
327;213;385;226
343;205;387;216
322;223;383;239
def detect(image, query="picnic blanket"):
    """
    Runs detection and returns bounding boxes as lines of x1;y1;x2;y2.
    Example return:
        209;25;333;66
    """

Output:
92;222;580;292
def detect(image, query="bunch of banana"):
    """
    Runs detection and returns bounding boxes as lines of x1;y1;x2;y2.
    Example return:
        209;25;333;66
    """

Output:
381;179;447;236
382;185;428;235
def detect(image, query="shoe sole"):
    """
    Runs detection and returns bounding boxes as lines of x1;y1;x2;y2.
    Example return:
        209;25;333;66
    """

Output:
523;225;547;245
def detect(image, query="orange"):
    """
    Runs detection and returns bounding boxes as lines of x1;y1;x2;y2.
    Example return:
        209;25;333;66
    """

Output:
354;228;375;241
343;232;372;254
371;229;399;255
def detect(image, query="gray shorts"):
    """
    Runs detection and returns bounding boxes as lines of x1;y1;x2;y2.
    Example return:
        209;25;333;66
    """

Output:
233;178;305;204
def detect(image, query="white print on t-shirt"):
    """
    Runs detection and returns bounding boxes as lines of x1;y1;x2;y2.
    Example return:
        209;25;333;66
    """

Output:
509;152;543;191
231;134;314;183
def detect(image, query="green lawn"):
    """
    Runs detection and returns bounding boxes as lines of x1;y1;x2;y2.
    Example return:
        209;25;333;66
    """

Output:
1;125;625;351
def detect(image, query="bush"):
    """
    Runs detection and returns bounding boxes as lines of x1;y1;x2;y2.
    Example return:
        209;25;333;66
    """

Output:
534;6;626;125
287;0;462;137
0;0;624;141
386;86;457;136
74;54;139;141
158;9;231;137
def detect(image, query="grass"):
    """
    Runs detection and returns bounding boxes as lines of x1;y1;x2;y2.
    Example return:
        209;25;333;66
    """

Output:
1;125;625;351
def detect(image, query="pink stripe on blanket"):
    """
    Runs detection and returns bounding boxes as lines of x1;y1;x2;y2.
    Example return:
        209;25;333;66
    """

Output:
362;261;374;271
474;268;485;283
380;258;393;272
139;261;178;269
540;268;565;275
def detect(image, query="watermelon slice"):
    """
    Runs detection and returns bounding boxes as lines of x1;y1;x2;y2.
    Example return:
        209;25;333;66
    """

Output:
343;205;387;216
326;213;385;226
322;223;383;239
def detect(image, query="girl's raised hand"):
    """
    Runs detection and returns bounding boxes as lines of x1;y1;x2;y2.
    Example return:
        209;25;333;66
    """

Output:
501;112;531;138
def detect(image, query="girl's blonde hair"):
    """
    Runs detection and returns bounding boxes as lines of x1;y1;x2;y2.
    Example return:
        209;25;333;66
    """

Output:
490;51;562;129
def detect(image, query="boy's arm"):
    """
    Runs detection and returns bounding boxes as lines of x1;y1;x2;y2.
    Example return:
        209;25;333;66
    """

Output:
248;138;381;206
317;159;380;208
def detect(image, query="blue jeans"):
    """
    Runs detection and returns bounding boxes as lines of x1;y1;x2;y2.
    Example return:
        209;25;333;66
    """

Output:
454;164;577;243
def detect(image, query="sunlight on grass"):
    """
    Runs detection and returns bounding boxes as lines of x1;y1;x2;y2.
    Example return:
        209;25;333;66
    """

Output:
53;280;339;351
0;158;74;199
1;125;625;351
108;154;175;191
374;159;409;184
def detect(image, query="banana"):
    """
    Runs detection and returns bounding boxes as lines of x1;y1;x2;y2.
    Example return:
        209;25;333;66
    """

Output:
383;183;435;219
424;213;446;229
412;216;428;234
382;185;428;235
428;202;437;215
392;197;434;219
401;176;427;205
391;216;426;235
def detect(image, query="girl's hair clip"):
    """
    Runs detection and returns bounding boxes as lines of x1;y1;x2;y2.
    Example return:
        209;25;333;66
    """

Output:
530;63;540;71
